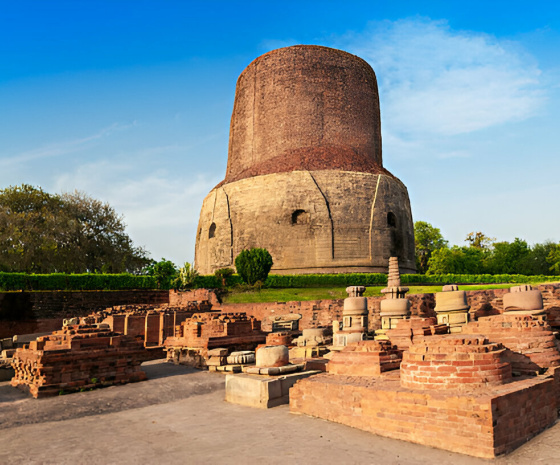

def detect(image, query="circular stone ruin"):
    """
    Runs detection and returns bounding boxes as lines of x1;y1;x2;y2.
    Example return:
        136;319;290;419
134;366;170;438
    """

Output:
255;345;290;368
400;334;512;390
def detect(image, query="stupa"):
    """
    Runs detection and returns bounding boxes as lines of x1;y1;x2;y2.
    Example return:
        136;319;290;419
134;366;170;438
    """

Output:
195;45;415;275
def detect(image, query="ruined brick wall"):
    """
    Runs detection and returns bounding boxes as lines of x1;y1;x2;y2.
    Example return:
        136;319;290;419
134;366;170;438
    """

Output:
0;290;169;338
220;285;560;332
169;289;221;307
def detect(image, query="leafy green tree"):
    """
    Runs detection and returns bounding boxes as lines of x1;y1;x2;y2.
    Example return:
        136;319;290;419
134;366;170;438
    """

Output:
414;221;448;274
547;244;560;275
145;258;178;289
465;232;495;250
427;246;486;274
525;241;558;275
234;248;273;285
485;238;530;274
0;184;149;273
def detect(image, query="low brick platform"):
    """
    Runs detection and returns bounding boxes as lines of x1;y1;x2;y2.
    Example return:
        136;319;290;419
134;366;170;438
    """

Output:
290;372;557;458
400;334;512;390
462;314;560;374
10;325;147;398
385;317;448;350
165;312;267;367
327;341;402;377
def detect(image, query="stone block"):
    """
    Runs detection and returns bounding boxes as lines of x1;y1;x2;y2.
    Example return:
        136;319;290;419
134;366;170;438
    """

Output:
225;370;320;408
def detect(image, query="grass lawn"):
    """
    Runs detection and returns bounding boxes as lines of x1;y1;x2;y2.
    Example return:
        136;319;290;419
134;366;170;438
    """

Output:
221;283;521;304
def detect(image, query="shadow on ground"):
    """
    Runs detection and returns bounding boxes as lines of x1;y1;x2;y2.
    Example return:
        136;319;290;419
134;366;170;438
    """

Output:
0;360;224;430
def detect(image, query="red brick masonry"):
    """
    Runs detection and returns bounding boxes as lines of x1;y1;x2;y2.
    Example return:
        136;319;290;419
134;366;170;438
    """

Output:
327;340;402;376
290;371;557;458
10;325;147;398
400;334;512;390
462;314;560;374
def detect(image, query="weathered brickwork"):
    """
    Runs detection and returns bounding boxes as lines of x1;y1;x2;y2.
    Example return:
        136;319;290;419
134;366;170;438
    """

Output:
400;334;512;390
10;325;147;398
462;314;560;374
83;303;213;347
385;317;448;350
327;340;402;376
195;45;416;275
290;373;557;458
165;312;266;367
0;290;169;338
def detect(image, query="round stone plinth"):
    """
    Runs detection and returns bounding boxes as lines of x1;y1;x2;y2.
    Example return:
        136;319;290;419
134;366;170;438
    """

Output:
400;334;511;391
255;345;289;367
503;288;544;314
379;298;411;317
434;290;470;313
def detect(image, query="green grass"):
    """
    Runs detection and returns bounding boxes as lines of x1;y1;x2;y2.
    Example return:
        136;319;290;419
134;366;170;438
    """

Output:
221;283;521;304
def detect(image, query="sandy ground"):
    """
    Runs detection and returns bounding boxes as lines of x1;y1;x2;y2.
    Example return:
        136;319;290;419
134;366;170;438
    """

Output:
1;360;560;465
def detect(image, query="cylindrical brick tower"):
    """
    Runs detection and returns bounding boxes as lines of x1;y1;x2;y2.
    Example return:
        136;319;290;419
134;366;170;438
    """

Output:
195;45;416;275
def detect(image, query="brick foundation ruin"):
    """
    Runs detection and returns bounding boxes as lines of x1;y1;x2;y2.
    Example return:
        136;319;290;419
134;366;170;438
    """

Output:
164;312;266;368
291;332;559;458
10;324;147;398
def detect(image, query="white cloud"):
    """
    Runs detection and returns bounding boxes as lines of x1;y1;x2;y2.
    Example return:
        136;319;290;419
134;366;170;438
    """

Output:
337;18;545;138
53;158;221;264
0;122;136;166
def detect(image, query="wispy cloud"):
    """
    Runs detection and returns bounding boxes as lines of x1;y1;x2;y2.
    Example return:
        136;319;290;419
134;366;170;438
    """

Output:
0;121;136;166
53;159;222;263
336;18;545;138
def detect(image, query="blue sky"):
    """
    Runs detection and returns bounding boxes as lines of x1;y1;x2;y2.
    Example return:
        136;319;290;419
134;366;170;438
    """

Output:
1;1;559;266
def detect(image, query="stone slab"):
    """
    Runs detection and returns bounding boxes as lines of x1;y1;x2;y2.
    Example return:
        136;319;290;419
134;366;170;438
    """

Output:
225;370;320;409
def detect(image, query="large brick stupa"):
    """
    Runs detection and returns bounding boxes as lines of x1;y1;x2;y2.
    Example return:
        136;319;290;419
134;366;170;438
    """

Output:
195;45;415;275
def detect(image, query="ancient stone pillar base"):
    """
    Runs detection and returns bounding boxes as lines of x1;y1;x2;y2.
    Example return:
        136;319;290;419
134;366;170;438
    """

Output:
375;292;411;340
503;285;546;316
333;286;369;347
434;285;471;333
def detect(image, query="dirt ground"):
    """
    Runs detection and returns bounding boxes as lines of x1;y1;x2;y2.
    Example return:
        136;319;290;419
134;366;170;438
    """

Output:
1;360;560;465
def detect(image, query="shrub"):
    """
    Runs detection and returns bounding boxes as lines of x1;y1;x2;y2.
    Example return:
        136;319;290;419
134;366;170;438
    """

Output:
234;248;273;285
145;258;178;289
173;262;199;290
214;268;234;287
0;272;157;291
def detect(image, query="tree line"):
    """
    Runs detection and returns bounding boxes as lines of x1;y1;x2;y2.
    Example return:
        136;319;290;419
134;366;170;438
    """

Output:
415;221;560;276
0;185;150;273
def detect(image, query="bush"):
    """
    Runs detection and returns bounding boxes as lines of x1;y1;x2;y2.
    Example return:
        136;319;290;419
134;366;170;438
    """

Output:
214;268;234;287
144;258;178;289
0;272;157;291
173;262;199;290
234;248;273;285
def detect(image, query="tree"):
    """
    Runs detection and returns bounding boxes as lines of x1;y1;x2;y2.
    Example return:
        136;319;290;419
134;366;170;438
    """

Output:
485;238;530;275
0;184;150;273
547;244;560;275
145;258;178;289
465;232;495;250
234;248;273;285
414;221;448;274
427;246;485;275
525;241;558;275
